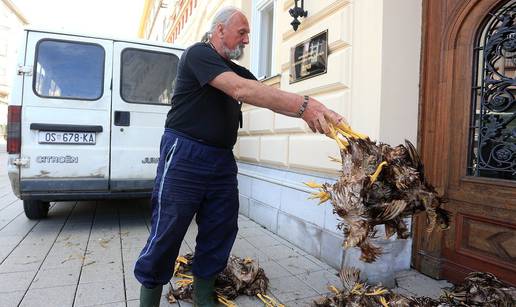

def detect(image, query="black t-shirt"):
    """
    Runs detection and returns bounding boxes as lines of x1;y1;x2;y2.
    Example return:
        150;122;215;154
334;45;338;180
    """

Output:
165;42;256;149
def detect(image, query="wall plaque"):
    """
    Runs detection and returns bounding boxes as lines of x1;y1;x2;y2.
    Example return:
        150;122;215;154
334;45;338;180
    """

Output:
289;30;328;83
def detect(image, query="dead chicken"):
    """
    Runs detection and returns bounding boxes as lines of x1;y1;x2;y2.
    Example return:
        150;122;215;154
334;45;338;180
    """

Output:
313;268;516;307
306;122;450;262
312;267;414;307
439;272;516;306
167;253;281;307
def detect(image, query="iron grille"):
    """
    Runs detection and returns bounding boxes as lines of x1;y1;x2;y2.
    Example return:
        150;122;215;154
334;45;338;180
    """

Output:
468;0;516;180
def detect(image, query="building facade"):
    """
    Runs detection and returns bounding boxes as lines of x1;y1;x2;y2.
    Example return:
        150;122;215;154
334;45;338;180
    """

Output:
0;0;28;144
139;0;516;286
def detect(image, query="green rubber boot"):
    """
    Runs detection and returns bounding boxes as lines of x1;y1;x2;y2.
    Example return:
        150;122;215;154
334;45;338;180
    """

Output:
139;284;163;307
193;275;217;307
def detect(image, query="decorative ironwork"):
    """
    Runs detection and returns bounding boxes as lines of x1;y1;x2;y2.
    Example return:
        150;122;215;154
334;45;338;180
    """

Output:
469;1;516;180
289;0;308;31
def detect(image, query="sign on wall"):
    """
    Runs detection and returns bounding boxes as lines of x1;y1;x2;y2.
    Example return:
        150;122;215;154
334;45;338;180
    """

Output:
289;30;328;83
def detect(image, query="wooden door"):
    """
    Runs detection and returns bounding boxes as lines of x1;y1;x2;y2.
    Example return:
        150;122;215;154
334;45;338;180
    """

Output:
414;0;516;285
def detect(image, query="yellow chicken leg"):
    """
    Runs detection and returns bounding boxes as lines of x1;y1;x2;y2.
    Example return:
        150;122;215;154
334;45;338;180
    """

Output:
304;181;322;189
336;122;369;140
369;161;388;183
327;124;349;150
379;297;390;307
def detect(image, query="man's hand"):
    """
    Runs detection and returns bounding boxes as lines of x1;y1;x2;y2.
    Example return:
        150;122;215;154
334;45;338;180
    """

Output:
301;97;347;134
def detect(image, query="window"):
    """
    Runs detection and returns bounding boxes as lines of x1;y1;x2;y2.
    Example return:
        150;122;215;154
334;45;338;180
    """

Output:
34;40;104;100
120;48;179;105
251;0;276;79
468;0;516;180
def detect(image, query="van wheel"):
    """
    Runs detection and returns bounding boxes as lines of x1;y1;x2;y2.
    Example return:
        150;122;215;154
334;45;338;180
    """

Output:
23;200;50;220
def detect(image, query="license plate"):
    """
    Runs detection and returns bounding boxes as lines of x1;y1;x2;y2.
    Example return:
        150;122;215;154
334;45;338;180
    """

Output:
38;131;96;145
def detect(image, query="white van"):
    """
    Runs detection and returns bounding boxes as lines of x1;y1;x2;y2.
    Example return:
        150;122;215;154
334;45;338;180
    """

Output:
6;28;183;219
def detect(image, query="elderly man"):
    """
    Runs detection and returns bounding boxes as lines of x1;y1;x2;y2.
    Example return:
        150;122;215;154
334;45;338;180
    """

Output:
134;6;345;307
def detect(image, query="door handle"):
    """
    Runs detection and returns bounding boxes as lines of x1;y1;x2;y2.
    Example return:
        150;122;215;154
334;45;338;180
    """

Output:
114;111;130;126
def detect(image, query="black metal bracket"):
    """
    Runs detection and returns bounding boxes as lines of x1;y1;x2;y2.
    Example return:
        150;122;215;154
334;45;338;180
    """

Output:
289;0;308;31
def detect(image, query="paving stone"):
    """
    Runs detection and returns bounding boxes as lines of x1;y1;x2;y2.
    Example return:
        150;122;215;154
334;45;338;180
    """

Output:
0;205;26;230
0;248;13;264
122;247;143;267
120;218;148;229
270;235;307;254
121;235;149;251
0;271;35;292
259;260;293;279
276;255;325;276
238;218;262;229
244;234;281;251
303;253;335;271
392;286;417;297
234;294;275;307
183;227;197;248
0;290;25;307
237;225;268;238
284;294;321;306
91;301;126;307
126;295;183;307
395;269;448;298
0;235;24;247
0;213;37;237
260;244;300;261
126;299;139;307
0;249;46;273
268;275;319;302
31;266;81;289
74;279;125;306
19;284;76;307
83;249;122;266
80;262;124;284
178;242;192;256
40;247;85;270
125;275;141;301
297;269;342;295
231;239;270;263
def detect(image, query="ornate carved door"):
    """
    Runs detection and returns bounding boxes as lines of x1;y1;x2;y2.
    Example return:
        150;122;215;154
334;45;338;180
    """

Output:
414;0;516;285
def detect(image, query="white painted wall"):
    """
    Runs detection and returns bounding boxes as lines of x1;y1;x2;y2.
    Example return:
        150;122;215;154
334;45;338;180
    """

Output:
351;0;421;145
380;0;422;145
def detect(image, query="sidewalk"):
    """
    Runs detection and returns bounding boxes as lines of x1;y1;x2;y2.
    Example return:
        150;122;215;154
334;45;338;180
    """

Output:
0;152;450;306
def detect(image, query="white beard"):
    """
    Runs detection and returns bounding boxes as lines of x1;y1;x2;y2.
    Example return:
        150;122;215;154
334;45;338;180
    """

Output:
223;43;244;60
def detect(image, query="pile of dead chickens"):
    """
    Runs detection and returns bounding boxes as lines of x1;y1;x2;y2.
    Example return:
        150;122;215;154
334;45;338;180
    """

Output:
306;122;450;262
313;268;516;306
167;253;282;307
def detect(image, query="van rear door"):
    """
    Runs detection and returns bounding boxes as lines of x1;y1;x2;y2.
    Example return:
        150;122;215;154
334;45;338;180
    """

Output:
110;42;181;191
20;32;112;193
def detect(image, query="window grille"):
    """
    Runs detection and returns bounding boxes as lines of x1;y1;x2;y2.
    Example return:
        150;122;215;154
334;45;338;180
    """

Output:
468;0;516;180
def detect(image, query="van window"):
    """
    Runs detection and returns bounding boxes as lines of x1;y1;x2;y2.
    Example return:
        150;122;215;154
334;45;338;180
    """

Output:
121;48;179;105
34;40;105;100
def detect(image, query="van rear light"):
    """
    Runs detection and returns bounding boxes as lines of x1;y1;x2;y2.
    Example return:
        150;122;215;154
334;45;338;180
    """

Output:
7;105;21;154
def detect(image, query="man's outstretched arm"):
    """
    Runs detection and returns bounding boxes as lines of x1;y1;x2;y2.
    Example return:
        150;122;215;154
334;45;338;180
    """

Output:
209;71;345;134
